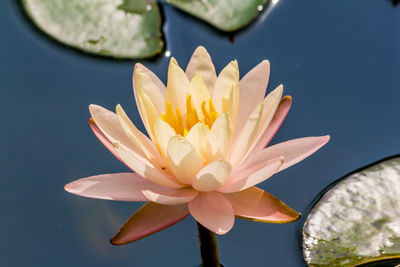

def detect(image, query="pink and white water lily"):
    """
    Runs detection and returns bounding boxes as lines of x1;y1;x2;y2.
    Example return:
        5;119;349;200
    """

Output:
65;46;329;245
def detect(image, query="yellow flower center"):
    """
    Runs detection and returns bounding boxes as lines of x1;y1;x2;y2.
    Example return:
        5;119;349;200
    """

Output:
161;95;218;137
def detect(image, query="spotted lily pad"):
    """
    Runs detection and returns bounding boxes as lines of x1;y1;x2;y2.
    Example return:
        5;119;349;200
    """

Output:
303;157;400;266
165;0;269;32
22;0;163;58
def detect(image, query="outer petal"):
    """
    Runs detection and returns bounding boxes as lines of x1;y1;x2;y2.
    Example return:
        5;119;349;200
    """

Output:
242;136;330;173
252;95;292;152
89;105;137;153
116;104;163;166
111;202;189;245
142;188;198;205
64;173;162;201
225;187;300;223
229;102;264;166
206;113;232;162
166;58;189;112
188;192;234;235
220;157;284;193
186;46;217;93
89;118;121;161
113;143;183;189
167;135;204;185
240;85;283;163
133;64;165;113
212;60;239;115
236;60;270;133
192;160;232;192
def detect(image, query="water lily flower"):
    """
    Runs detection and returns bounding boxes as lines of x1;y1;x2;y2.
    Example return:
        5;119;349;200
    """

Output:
65;46;329;245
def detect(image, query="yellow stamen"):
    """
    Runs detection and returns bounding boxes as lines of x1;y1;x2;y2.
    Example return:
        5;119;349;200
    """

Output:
161;93;219;137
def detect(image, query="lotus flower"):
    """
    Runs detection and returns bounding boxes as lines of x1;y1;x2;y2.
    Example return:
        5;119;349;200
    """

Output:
65;46;329;245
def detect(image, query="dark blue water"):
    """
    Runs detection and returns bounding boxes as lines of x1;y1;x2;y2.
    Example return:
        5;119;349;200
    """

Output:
1;0;400;266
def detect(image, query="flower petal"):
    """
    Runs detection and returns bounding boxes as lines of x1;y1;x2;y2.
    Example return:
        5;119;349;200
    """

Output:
111;202;189;245
236;60;270;133
166;57;189;112
89;118;121;161
64;173;162;201
192;160;232;192
188;74;211;121
167;135;204;185
186;46;217;94
135;87;160;141
113;143;183;189
220;157;284;193
240;85;283;163
242;136;330;173
188;192;234;235
206;113;233;162
116;104;163;166
89;105;136;152
185;122;210;159
154;118;176;159
142;188;198;205
252;95;292;152
212;60;239;115
225;187;300;223
229;102;264;166
133;64;166;113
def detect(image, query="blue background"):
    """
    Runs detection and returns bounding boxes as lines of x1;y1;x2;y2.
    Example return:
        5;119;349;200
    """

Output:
1;0;400;266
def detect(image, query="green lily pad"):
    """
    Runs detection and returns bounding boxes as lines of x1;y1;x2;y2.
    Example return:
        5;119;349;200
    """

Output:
22;0;163;59
303;157;400;266
165;0;269;32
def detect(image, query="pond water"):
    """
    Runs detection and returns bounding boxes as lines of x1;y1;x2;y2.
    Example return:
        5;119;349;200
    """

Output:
1;0;400;266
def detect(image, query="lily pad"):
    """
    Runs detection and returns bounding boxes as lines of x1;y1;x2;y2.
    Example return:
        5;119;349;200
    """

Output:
165;0;269;32
303;157;400;266
22;0;163;59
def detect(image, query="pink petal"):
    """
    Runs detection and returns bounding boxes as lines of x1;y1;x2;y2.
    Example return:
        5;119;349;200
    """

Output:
220;157;284;193
235;60;270;138
111;202;188;245
142;188;199;205
64;173;162;201
89;118;121;161
242;135;330;173
253;96;292;152
225;187;300;223
188;192;234;235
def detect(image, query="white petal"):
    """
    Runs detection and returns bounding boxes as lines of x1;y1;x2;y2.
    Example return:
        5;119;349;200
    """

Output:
186;46;217;93
185;122;210;159
192;160;232;192
212;60;239;114
142;188;198;205
206;113;233;162
135;87;160;142
154;118;176;159
166;57;189;112
188;74;211;121
167;135;204;185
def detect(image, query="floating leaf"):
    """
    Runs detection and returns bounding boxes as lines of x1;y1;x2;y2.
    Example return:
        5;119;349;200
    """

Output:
303;157;400;266
165;0;269;32
22;0;163;59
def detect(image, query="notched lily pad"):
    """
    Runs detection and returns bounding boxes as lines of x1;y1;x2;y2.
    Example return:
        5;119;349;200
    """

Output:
165;0;269;32
22;0;163;59
303;157;400;266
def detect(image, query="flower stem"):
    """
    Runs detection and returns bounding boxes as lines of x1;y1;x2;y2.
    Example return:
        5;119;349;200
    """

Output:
197;222;221;267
